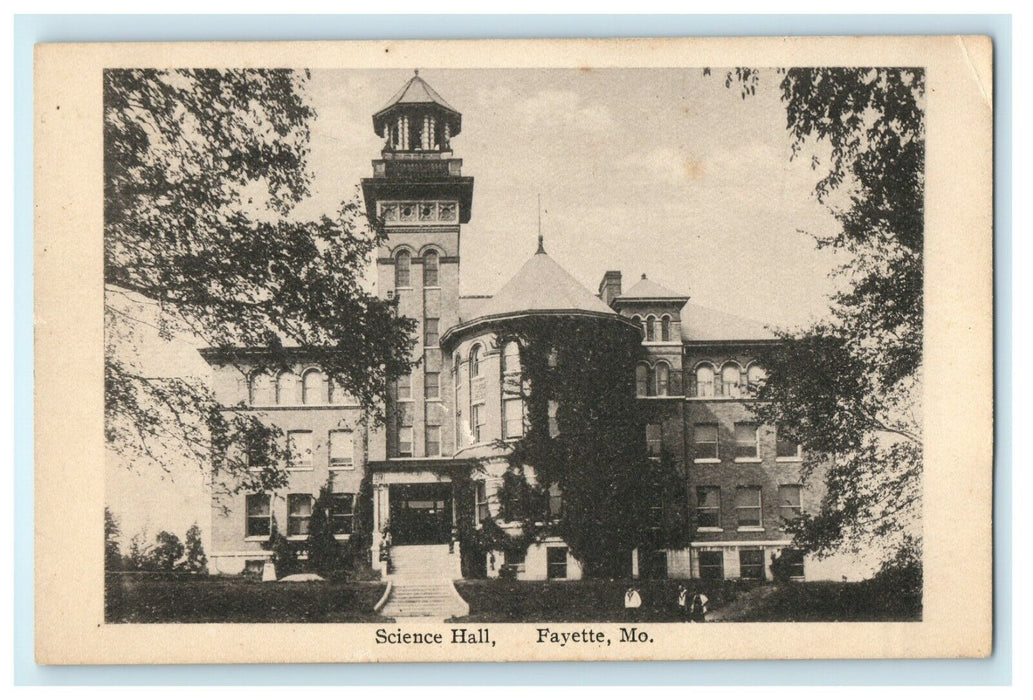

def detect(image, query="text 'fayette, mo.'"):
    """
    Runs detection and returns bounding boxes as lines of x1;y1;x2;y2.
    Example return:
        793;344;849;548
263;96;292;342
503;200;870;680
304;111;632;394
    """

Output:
373;627;656;648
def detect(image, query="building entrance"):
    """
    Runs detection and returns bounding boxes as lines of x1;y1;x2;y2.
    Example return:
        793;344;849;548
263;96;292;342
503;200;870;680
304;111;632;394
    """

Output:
388;483;453;545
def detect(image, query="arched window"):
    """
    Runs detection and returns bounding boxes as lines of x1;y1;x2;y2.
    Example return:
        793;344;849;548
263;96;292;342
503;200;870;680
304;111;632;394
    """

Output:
395;250;411;288
721;363;742;397
636;363;650;397
423;249;439;287
502;341;521;375
661;315;672;342
645;315;656;342
470;344;482;378
695;364;715;397
747;364;767;392
302;368;326;405
250;371;275;405
655;362;670;396
275;371;298;405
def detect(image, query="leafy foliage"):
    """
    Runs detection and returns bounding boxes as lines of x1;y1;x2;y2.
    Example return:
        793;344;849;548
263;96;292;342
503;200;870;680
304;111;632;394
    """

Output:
105;508;123;572
307;480;345;576
717;67;925;563
268;515;300;579
182;522;208;573
476;316;690;578
150;531;185;571
103;68;416;497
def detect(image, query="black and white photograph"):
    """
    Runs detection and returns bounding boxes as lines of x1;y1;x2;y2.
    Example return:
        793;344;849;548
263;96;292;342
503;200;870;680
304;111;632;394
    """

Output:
34;36;993;663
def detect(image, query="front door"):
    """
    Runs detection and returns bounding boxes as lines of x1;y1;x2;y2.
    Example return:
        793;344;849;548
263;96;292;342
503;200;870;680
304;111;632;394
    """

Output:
389;483;453;545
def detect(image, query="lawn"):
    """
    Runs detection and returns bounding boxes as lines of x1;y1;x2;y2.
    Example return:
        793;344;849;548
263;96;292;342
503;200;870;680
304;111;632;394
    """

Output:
105;573;388;623
453;578;756;622
453;578;921;623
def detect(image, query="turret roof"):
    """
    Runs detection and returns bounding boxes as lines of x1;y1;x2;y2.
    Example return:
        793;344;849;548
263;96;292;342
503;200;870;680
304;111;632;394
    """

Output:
616;274;689;303
374;73;460;118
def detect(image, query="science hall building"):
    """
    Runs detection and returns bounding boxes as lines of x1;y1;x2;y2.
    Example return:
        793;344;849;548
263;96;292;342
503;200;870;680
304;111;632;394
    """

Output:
202;73;821;594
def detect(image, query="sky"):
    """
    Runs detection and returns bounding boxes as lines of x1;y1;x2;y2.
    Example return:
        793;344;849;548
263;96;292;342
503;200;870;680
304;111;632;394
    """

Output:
107;67;847;550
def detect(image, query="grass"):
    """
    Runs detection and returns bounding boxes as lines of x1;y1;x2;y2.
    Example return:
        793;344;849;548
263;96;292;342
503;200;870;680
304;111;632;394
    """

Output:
453;578;756;622
105;573;388;623
454;577;921;623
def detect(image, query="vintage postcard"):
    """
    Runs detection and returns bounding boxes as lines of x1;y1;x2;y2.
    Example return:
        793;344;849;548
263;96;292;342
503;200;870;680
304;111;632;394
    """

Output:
34;35;993;664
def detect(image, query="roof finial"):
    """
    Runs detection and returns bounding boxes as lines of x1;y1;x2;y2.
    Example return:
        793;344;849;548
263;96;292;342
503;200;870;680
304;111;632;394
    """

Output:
537;194;545;254
414;68;419;76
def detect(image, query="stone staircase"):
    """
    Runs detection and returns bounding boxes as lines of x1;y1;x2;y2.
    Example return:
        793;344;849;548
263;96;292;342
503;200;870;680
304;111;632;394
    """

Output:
378;544;469;619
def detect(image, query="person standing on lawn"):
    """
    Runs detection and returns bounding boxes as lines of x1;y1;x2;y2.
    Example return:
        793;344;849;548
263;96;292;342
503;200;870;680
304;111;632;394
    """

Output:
677;584;689;621
689;592;709;622
624;586;642;619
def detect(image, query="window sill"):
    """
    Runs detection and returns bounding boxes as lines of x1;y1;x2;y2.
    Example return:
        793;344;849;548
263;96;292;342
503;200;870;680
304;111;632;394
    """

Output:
329;465;355;471
244;536;269;542
287;536;309;542
776;457;803;463
696;527;723;533
734;457;762;464
287;467;314;472
737;526;765;532
333;534;352;541
693;458;720;464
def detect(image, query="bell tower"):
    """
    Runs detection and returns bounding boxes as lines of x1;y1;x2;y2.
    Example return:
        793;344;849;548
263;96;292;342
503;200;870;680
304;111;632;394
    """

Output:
362;71;474;460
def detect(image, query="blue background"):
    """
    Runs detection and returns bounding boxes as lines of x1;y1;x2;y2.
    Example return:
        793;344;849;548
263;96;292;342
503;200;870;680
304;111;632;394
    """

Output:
13;13;1012;686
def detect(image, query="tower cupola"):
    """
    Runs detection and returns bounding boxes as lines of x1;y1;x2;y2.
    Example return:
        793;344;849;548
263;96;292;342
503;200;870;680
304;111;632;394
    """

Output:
373;69;462;155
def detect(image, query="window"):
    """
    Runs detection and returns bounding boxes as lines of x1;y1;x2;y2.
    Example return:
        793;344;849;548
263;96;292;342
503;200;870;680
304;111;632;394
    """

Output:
302;369;325;405
502;341;521;375
470;345;481;377
548;400;560;438
425;372;440;400
721;363;742;397
747;364;767;391
736;486;763;528
471;404;484;443
734;423;759;460
779;548;806;578
546;547;568;579
646;423;663;456
778;485;802;524
503;398;524;439
739;549;765;580
396;426;413;457
331;493;355;536
696;486;721;528
329;430;354;469
698;550;723;580
636;363;650;397
423;250;439;286
425;425;441;457
475;481;489;523
287;431;313;468
249;371;275;405
655;362;670;396
695;364;715;398
287;494;313;537
548;483;564;518
693;424;719;460
276;371;297;405
395;250;411;288
645;315;656;342
424;318;439;347
395;374;411;401
245;494;271;538
776;430;802;460
631;315;642;337
661;315;671;342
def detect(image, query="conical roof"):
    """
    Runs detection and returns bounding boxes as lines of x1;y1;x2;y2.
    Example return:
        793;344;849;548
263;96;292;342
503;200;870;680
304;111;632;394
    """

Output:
470;249;616;321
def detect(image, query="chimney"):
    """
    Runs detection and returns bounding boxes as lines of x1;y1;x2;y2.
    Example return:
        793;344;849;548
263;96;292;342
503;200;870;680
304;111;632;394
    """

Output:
598;270;622;308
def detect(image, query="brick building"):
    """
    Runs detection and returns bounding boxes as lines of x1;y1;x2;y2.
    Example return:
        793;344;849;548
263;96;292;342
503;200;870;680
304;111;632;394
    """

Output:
203;72;820;583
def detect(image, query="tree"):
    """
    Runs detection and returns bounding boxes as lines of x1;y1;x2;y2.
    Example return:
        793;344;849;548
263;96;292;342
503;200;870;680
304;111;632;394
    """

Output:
307;480;344;576
103;69;416;498
150;530;185;571
718;68;925;564
182;522;207;573
482;317;690;578
104;508;122;572
268;515;299;579
124;529;151;571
